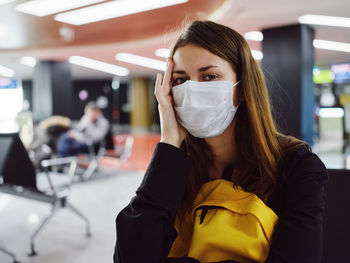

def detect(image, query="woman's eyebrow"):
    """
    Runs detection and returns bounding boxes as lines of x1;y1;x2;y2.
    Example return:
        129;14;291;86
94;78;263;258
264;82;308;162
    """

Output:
172;70;186;74
173;65;218;74
198;65;218;72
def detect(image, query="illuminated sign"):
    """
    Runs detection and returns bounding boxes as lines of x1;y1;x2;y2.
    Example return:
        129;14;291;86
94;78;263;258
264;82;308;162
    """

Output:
313;68;334;84
331;63;350;83
0;78;17;89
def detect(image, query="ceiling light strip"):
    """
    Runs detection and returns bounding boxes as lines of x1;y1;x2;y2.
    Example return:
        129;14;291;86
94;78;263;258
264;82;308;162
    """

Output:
16;0;105;17
69;56;130;76
244;31;263;41
20;57;37;67
55;0;188;25
314;39;350;53
115;53;166;71
155;48;171;58
299;14;350;28
251;49;263;60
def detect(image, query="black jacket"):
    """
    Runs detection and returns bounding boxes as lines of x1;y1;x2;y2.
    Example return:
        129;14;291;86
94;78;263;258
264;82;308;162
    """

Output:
114;143;328;263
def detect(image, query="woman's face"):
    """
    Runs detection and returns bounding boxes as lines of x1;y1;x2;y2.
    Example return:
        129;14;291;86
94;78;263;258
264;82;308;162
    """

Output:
172;44;239;106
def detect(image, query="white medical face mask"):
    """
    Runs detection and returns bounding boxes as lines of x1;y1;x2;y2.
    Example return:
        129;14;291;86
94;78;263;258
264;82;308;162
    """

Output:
172;80;240;138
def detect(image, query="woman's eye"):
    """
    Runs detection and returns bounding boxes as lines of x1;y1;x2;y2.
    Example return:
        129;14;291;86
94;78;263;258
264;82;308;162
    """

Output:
203;74;217;81
172;78;186;86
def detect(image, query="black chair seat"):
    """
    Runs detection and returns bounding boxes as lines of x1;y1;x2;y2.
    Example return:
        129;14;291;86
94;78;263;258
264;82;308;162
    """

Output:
0;133;91;257
0;183;59;204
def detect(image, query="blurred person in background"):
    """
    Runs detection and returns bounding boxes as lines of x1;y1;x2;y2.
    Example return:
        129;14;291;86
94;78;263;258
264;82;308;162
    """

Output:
31;115;71;152
57;101;109;157
114;20;328;263
29;115;71;167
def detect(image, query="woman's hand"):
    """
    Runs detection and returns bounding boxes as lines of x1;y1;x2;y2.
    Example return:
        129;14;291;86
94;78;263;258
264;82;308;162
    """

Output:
154;58;187;148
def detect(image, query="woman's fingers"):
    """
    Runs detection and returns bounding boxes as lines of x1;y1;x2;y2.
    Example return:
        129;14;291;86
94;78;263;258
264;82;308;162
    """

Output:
154;58;187;148
154;73;164;102
162;58;173;94
154;58;173;105
154;73;162;94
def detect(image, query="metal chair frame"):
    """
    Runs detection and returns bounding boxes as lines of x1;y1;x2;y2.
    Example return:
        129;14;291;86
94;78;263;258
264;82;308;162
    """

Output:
0;156;91;257
0;246;19;263
81;135;134;181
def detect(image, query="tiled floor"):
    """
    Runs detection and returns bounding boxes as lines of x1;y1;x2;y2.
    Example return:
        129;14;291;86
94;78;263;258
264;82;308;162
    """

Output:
0;136;347;263
0;170;144;263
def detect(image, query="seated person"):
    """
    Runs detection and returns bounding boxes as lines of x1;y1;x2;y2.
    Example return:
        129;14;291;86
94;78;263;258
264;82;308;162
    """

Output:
31;115;71;152
57;102;109;157
29;115;71;167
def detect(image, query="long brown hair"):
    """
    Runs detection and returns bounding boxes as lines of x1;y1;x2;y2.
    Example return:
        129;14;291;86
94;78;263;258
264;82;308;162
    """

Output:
171;20;306;221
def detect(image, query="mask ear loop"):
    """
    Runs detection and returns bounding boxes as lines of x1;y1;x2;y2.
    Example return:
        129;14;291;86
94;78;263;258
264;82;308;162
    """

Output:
233;80;241;108
234;102;241;110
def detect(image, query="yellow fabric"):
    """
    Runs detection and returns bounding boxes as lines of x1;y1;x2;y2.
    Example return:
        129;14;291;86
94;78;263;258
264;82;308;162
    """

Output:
169;179;278;263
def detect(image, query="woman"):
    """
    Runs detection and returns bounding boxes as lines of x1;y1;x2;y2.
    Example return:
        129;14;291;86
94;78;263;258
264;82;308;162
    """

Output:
114;21;328;263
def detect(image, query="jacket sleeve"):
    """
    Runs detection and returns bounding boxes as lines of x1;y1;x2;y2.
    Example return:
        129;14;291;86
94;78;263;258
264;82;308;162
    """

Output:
266;152;328;263
114;143;192;263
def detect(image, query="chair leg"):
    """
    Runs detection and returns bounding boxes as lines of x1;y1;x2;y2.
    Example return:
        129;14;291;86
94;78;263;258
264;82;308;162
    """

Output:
81;159;99;181
66;202;91;237
28;202;59;256
27;200;90;257
0;247;19;263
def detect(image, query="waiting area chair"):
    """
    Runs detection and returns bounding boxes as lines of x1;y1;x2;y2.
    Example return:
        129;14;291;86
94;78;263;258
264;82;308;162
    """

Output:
79;129;115;180
322;168;350;263
80;132;134;181
0;133;91;258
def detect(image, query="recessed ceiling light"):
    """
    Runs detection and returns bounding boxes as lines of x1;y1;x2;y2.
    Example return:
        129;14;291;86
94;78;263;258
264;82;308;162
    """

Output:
299;14;350;28
0;0;15;6
251;49;263;60
69;56;130;76
0;64;14;77
155;48;171;58
244;31;263;41
15;0;105;17
115;53;166;71
20;57;37;67
313;39;350;53
55;0;188;25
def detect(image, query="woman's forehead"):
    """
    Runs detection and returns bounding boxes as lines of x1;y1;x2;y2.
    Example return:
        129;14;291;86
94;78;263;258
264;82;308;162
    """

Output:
173;45;229;71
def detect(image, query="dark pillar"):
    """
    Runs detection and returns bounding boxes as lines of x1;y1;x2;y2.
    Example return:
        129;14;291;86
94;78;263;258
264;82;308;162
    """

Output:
262;24;315;145
33;61;73;121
